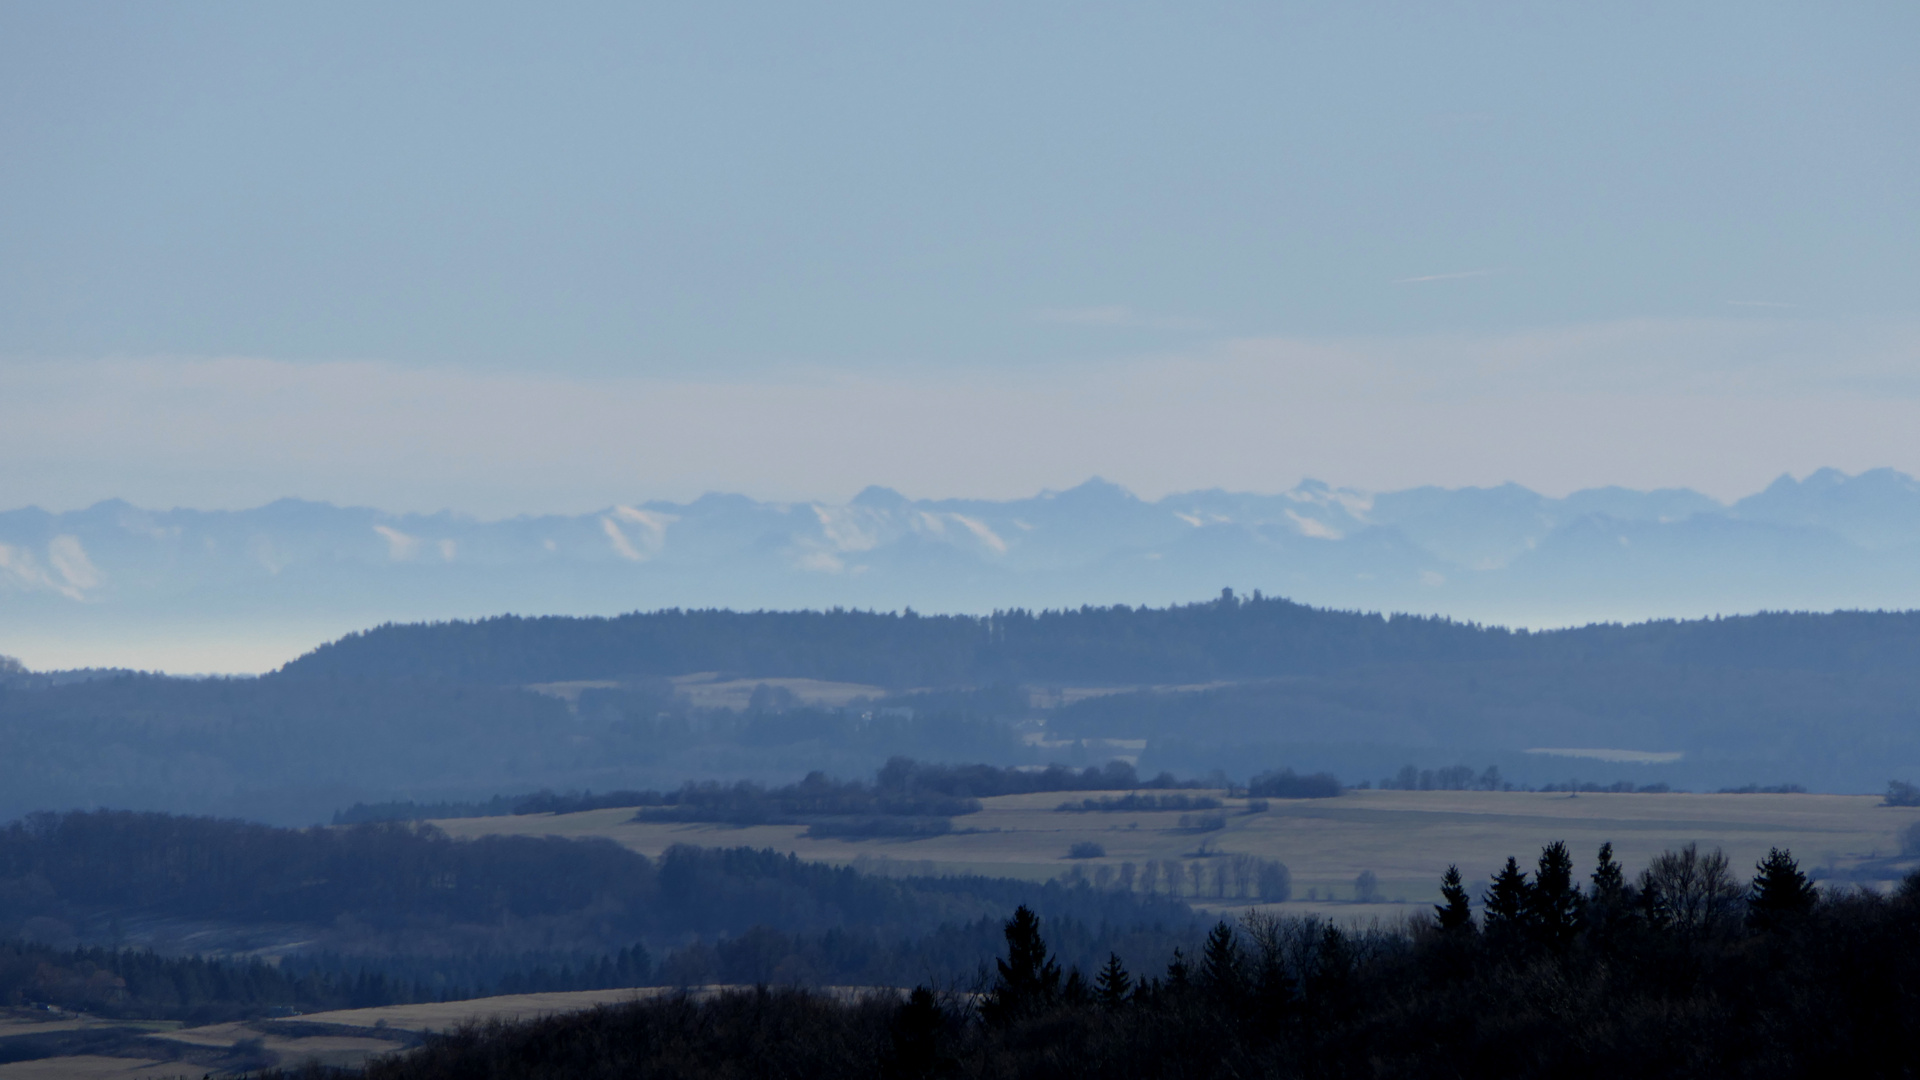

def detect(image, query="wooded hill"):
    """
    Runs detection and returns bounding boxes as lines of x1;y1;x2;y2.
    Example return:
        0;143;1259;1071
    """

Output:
9;594;1920;822
276;592;1920;686
262;593;1920;794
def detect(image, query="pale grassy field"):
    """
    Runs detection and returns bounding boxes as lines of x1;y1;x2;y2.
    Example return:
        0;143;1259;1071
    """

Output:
279;988;669;1033
527;673;887;712
0;1013;194;1080
0;1055;183;1080
0;994;664;1078
435;789;1920;916
0;989;905;1078
277;985;895;1035
0;1005;414;1079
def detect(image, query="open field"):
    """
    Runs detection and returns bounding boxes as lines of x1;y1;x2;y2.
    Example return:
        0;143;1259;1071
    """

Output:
0;1055;184;1080
435;789;1920;917
0;1005;407;1080
277;985;895;1035
279;989;667;1034
0;993;650;1078
527;673;888;712
0;989;905;1078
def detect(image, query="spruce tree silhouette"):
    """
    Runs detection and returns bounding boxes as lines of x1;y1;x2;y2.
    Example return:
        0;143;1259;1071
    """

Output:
984;905;1060;1024
885;987;947;1080
1435;864;1474;931
1590;842;1625;903
1200;921;1246;997
1164;947;1192;993
1483;856;1534;934
1305;925;1354;1018
1529;841;1583;948
1095;953;1131;1008
1746;847;1819;930
1586;841;1630;937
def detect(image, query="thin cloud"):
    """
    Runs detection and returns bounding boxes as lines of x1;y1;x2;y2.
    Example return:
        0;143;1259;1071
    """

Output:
1035;305;1131;326
1032;306;1211;331
1726;300;1797;309
1397;270;1495;284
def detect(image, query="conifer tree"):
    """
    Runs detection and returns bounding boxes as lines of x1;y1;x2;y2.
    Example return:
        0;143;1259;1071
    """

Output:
1305;925;1352;1014
1590;842;1624;903
1164;947;1191;992
1435;864;1474;931
1482;856;1534;932
1095;952;1131;1008
1586;841;1630;936
1529;841;1583;947
984;905;1060;1024
1200;921;1245;997
887;986;947;1079
1746;847;1818;930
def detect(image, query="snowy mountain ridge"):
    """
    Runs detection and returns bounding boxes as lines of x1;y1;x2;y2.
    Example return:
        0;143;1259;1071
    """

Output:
5;468;1920;671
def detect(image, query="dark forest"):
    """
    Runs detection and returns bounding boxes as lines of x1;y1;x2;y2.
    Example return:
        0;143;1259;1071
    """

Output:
271;845;1920;1079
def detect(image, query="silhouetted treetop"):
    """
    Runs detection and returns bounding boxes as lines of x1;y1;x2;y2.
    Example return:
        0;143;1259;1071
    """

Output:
1747;847;1819;929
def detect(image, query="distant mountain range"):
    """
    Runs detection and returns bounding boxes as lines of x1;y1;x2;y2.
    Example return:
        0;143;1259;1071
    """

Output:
5;468;1920;671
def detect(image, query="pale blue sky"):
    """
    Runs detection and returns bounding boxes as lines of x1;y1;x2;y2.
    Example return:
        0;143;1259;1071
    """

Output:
2;2;1917;511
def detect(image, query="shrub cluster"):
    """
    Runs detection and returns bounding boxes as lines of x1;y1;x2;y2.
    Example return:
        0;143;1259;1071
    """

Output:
1245;769;1343;799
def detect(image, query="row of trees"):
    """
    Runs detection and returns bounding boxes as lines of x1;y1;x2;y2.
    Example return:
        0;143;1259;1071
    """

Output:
472;760;1188;822
1439;840;1813;943
342;758;1250;828
1057;793;1222;813
1054;855;1292;902
1377;763;1500;791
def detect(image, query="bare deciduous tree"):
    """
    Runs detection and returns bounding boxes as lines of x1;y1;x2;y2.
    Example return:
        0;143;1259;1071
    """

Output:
1639;844;1743;933
1354;869;1380;904
1231;854;1256;898
1140;860;1161;895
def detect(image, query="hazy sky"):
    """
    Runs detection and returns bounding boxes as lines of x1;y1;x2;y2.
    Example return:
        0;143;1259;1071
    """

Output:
3;2;1917;514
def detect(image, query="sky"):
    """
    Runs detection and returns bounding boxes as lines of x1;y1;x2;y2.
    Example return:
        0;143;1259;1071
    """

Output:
3;1;1918;515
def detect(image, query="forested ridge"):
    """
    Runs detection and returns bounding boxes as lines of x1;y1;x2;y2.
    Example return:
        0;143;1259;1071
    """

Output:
276;592;1920;687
